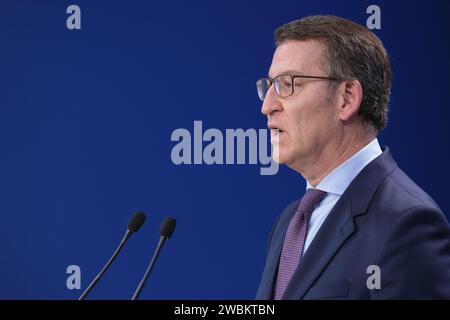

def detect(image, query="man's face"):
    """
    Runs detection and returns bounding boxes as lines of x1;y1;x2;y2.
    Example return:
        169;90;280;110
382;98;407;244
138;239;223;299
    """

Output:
262;39;341;171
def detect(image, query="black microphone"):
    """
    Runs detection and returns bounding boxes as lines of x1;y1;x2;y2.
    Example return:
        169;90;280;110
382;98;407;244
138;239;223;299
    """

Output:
78;212;147;300
131;217;176;300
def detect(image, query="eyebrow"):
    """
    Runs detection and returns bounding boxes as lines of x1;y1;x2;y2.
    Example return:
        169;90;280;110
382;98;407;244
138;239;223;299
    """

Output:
268;69;306;78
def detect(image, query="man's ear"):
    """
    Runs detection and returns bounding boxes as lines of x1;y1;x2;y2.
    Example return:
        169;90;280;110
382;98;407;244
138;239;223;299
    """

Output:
338;79;363;121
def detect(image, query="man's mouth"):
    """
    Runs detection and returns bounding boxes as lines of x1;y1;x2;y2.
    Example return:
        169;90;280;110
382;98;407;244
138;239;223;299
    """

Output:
267;122;284;133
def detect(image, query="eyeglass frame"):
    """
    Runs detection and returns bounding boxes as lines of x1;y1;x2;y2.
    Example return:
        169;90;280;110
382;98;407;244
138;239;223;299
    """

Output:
256;74;344;101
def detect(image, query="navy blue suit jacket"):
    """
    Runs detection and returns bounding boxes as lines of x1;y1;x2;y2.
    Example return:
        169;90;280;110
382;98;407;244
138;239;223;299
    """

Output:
256;147;450;299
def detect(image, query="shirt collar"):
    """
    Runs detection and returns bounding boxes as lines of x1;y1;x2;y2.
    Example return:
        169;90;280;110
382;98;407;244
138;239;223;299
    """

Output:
306;138;383;196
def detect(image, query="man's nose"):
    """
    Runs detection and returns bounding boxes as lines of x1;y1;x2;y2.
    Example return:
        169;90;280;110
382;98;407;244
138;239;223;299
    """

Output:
261;86;283;116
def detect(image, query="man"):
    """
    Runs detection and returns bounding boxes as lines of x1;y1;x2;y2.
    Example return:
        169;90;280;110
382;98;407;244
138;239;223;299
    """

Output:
255;15;450;299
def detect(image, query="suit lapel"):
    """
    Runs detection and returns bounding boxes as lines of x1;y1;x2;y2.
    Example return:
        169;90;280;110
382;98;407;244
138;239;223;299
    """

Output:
282;192;355;299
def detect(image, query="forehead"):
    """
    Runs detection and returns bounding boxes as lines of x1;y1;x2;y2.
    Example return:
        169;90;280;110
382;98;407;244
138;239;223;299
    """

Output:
269;39;328;78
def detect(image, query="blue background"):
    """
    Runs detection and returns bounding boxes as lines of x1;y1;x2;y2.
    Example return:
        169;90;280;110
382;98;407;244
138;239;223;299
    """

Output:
1;0;449;299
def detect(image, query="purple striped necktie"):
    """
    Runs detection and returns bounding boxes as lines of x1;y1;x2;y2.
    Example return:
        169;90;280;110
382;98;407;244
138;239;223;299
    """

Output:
273;188;327;300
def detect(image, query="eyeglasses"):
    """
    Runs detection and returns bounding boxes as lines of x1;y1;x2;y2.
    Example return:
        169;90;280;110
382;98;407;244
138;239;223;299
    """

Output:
256;74;342;101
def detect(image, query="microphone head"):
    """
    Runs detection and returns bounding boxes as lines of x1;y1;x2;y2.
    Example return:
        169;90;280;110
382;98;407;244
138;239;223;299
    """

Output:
128;212;146;233
160;217;176;239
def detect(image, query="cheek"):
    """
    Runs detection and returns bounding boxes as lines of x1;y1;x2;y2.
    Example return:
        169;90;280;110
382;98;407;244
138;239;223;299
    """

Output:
286;106;315;142
286;99;335;146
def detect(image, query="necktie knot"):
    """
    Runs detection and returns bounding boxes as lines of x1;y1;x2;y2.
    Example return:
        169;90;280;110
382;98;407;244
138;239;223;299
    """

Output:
298;188;327;213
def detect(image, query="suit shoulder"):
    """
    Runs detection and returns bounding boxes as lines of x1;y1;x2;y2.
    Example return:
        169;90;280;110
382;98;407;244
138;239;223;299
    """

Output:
376;166;442;213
